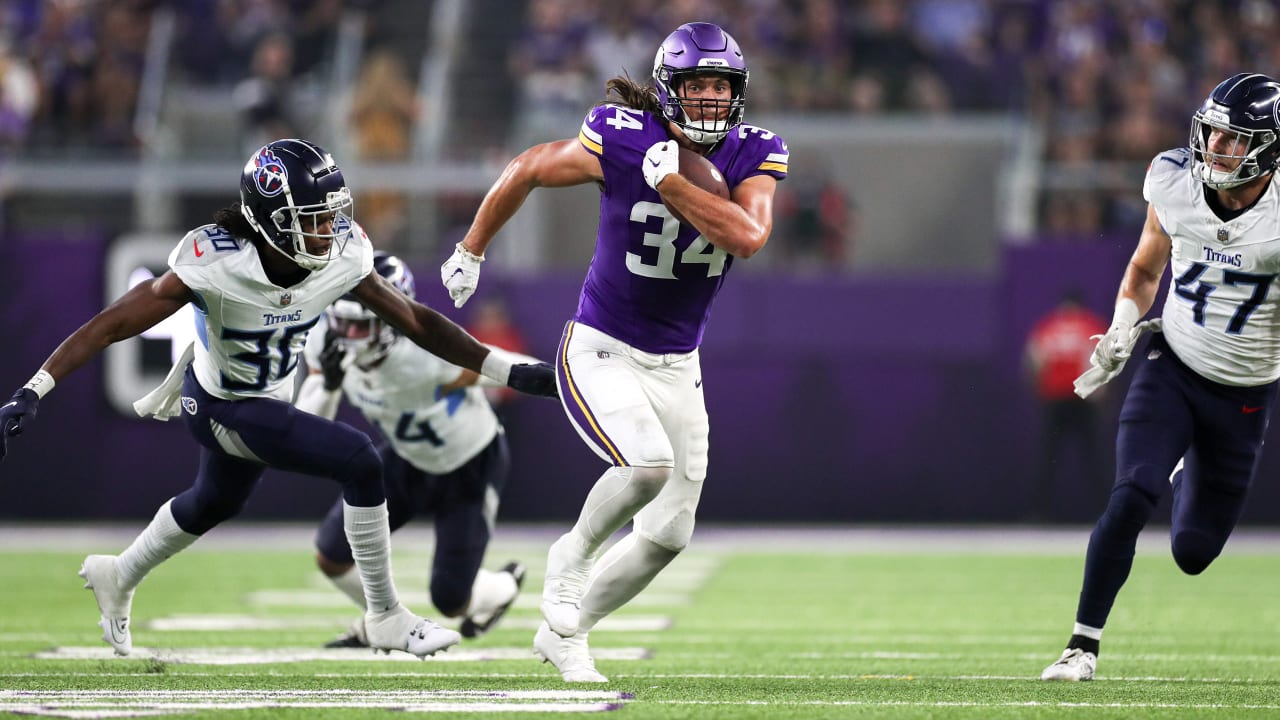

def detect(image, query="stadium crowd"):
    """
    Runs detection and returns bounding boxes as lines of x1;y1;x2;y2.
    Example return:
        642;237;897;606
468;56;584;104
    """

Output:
2;0;1277;237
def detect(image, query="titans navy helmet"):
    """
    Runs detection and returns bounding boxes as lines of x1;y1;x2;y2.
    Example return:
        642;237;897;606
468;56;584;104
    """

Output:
652;22;748;145
328;252;416;366
1190;73;1280;190
239;138;353;270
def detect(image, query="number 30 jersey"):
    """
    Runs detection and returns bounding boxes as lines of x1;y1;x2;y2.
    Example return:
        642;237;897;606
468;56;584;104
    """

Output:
1145;147;1280;386
168;220;374;402
575;104;788;354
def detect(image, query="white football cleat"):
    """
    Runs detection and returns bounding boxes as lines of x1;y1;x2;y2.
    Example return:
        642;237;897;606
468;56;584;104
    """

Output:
365;604;460;659
461;561;526;639
533;621;607;683
541;535;594;637
78;555;134;657
1041;647;1097;681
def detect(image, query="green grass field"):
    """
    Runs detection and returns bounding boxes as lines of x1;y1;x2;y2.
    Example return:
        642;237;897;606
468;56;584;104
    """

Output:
1;525;1278;719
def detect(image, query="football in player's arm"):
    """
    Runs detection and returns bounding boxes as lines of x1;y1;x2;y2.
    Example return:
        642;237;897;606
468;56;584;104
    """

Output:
1042;73;1280;682
439;22;787;683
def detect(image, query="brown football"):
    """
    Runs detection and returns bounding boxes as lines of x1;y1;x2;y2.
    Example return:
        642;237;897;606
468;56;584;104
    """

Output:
664;147;730;226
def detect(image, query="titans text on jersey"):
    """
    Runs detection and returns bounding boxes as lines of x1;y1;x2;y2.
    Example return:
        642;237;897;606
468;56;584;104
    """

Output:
1145;147;1280;385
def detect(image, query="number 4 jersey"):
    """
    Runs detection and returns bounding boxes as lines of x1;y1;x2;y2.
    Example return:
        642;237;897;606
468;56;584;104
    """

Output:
169;220;374;402
1146;147;1280;385
575;104;788;354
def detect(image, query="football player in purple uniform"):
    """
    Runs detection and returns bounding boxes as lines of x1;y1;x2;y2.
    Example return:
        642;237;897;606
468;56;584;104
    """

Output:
1042;73;1280;681
441;22;788;682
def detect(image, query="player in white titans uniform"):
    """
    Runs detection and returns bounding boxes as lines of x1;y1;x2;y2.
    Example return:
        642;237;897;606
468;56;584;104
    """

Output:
0;139;556;658
297;252;527;644
1043;74;1280;681
440;23;786;682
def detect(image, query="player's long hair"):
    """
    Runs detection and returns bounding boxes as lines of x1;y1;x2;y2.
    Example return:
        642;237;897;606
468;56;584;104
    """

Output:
213;202;258;243
598;74;660;114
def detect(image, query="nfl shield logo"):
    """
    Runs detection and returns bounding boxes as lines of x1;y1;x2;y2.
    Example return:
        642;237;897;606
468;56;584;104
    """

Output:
1218;227;1229;243
280;291;292;306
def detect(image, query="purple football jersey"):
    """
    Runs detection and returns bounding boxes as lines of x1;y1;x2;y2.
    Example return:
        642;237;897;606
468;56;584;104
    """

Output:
573;104;788;354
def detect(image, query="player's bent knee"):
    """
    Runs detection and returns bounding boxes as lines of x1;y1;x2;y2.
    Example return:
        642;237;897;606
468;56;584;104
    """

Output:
628;465;672;499
429;577;470;618
1171;529;1223;575
640;507;695;553
1103;482;1159;528
336;441;383;489
315;552;351;578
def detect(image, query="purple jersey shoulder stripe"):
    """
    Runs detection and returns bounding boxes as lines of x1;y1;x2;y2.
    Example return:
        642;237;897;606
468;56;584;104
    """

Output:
557;321;628;466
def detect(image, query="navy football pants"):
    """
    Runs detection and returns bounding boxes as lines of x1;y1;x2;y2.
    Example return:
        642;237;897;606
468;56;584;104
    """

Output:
170;366;385;535
314;433;510;616
1076;333;1276;628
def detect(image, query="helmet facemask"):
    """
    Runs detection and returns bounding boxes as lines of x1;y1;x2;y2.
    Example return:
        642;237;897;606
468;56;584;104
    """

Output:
328;296;396;367
656;67;747;145
1191;106;1279;190
267;187;354;270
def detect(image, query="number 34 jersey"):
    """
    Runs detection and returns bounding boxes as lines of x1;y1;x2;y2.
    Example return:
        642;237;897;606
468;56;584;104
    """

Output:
1146;147;1280;386
575;104;788;355
168;220;374;402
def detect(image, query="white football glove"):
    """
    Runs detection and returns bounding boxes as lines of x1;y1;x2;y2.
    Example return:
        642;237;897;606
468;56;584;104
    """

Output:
642;140;680;191
1090;321;1139;373
440;242;484;309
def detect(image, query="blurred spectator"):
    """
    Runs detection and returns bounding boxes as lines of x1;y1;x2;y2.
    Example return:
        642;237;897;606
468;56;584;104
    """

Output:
507;0;590;145
465;297;530;408
349;49;421;251
582;5;659;92
774;155;854;269
0;42;37;150
233;31;300;156
1023;289;1108;519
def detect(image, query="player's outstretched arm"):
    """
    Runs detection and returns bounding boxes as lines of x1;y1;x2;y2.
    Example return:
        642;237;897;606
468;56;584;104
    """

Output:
353;272;557;398
442;139;602;308
0;271;194;458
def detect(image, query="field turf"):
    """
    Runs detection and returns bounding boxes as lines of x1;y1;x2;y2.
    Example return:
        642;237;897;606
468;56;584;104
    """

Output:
1;525;1277;718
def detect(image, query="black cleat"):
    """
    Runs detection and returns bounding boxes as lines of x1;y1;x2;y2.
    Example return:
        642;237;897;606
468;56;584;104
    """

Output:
460;561;526;639
323;616;369;648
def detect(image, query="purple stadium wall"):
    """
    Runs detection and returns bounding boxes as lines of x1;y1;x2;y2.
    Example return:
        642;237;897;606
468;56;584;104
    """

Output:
2;233;1275;525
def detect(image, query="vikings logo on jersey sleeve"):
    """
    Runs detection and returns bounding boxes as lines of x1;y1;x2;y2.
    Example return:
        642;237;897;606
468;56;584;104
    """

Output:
574;105;787;355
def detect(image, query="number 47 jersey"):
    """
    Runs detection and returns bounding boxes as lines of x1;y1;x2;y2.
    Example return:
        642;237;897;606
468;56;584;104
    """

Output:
574;104;788;355
1146;147;1280;386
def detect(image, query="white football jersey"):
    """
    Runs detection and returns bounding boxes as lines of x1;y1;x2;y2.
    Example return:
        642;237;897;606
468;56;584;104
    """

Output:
1145;147;1280;386
169;219;374;402
303;327;500;474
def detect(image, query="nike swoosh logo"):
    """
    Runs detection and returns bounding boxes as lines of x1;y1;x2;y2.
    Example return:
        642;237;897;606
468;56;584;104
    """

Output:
193;237;204;257
450;269;464;278
695;379;702;388
649;159;660;167
109;618;128;642
1243;405;1263;414
0;402;16;411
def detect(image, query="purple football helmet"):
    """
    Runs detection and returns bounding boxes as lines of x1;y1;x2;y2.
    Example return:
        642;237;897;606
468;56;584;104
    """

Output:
1190;73;1280;190
239;138;353;270
652;22;748;145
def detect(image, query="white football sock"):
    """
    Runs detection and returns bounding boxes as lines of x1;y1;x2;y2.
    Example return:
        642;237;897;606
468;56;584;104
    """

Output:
342;501;399;613
115;499;199;590
467;568;518;619
577;532;677;632
326;566;367;610
571;466;669;554
1073;622;1103;641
